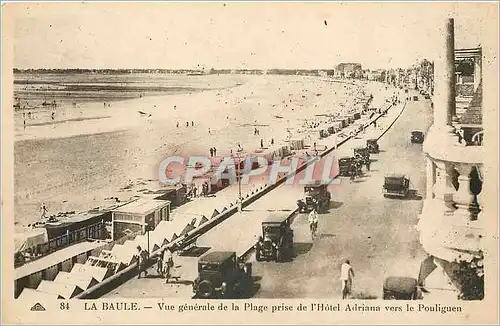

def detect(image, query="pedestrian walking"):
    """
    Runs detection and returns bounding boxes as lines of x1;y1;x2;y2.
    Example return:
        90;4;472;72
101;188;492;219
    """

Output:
260;139;264;148
191;121;194;126
271;138;274;145
176;122;179;128
210;147;214;157
23;120;26;130
40;203;48;219
51;112;55;120
162;248;175;283
340;259;355;299
192;186;197;197
213;147;217;156
186;121;189;127
136;246;149;279
208;128;211;135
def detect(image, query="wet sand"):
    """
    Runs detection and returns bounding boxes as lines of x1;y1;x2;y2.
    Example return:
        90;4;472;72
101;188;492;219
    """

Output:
14;75;362;229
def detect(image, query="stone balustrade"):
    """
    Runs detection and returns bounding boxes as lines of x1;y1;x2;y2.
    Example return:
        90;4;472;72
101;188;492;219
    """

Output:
418;126;484;262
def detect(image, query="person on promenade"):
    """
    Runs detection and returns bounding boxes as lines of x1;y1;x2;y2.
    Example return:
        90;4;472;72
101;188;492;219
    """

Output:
213;147;217;156
340;259;355;299
136;246;149;279
210;148;214;157
260;139;264;148
162;248;175;283
308;208;319;239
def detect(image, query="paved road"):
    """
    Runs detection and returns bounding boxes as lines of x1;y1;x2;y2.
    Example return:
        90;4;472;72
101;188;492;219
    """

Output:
251;91;432;299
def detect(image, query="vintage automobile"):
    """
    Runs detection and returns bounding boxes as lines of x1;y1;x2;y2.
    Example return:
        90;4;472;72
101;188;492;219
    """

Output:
383;173;410;198
383;276;419;300
413;95;419;101
255;214;294;262
410;130;425;144
338;156;353;177
366;139;379;154
193;251;253;299
297;182;331;213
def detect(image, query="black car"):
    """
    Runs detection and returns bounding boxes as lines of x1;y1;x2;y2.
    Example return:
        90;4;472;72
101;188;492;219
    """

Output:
383;173;410;198
193;251;253;298
255;214;294;262
410;130;425;144
338;156;353;177
383;276;419;300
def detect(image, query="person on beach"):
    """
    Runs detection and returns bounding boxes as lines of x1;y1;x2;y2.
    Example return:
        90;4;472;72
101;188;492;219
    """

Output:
136;246;149;279
260;139;264;148
23;120;26;130
40;203;48;219
176;122;179;128
340;259;355;299
51;112;55;120
186;121;189;127
213;147;217;156
210;148;214;157
28;111;32;119
208;128;211;135
271;138;274;145
191;121;194;127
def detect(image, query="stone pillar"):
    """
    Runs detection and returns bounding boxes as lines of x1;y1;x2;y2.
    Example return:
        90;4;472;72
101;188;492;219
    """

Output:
425;157;435;200
434;18;456;128
433;160;456;213
474;56;482;91
454;163;475;221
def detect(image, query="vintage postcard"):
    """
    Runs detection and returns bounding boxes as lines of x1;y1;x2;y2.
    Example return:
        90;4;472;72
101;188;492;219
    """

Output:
1;1;498;325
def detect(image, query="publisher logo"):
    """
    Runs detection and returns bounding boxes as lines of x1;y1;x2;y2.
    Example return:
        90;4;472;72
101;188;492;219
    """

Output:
30;302;46;311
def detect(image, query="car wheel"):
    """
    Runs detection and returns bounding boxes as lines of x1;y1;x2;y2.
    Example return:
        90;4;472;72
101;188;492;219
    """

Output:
276;249;283;262
197;280;215;299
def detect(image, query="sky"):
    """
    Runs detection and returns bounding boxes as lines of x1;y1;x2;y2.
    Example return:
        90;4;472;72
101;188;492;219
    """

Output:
7;2;498;70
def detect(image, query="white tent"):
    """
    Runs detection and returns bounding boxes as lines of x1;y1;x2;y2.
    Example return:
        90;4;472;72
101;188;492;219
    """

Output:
37;280;83;299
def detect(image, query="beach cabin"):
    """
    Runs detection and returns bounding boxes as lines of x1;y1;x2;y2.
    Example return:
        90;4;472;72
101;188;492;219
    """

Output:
18;288;62;301
111;198;171;240
54;271;99;290
152;184;187;208
86;256;124;274
37;280;83;299
288;138;305;150
70;263;112;283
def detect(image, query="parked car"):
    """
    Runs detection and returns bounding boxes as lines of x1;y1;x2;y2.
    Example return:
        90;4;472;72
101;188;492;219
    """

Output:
366;139;379;154
193;251;253;299
411;130;425;144
338;156;353;177
255;214;294;262
383;173;410;198
297;181;331;213
383;276;419;300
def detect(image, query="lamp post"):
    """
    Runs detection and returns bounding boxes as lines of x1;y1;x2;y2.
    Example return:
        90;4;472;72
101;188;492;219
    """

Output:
232;152;243;212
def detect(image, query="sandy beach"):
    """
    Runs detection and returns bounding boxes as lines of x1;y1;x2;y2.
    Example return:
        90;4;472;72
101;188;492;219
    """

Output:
14;75;364;230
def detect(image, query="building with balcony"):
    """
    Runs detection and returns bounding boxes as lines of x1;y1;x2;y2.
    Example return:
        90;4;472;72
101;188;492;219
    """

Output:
417;18;485;300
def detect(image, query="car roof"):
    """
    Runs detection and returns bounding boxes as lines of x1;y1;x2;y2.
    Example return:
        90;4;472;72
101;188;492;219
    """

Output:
383;276;418;294
199;251;235;263
263;213;290;223
385;173;407;179
411;130;424;133
367;138;378;142
339;156;352;160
